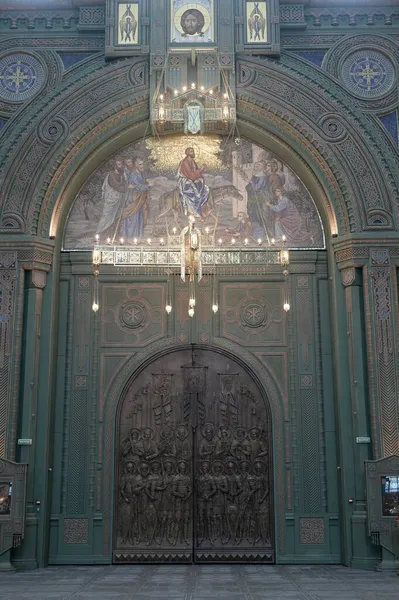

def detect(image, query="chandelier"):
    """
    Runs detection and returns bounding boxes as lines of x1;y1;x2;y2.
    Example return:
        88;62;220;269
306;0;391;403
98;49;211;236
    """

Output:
92;219;291;317
152;84;235;136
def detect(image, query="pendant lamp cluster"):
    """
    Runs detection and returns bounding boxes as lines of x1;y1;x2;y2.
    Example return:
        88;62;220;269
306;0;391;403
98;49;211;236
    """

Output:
92;217;290;318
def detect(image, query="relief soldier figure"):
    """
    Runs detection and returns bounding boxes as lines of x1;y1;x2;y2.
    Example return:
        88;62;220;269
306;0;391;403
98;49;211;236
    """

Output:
137;462;151;544
146;461;166;545
199;423;219;459
196;461;216;545
248;427;268;461
142;427;159;461
175;424;191;461
121;428;144;461
119;462;144;545
237;460;253;543
159;425;176;457
216;426;232;458
210;461;228;543
159;460;175;544
170;461;192;546
225;460;242;544
230;427;251;461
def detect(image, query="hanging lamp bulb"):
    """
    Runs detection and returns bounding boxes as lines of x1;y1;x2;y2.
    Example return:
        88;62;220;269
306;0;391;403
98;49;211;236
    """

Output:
283;302;290;312
92;302;99;313
212;304;219;314
188;307;195;318
165;304;172;314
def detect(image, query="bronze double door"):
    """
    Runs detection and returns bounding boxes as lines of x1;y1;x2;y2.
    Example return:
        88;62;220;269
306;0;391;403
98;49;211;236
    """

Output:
114;348;273;563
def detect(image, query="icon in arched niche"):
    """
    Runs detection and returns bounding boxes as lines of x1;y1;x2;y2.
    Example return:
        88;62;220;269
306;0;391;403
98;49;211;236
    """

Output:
171;1;214;44
64;135;325;250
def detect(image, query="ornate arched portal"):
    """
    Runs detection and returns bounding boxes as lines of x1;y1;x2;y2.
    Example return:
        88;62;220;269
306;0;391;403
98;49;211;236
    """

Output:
53;125;334;567
114;346;274;563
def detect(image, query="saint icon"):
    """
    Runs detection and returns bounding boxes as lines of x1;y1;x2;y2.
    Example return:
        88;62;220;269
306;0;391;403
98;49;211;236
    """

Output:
119;4;138;44
181;9;205;37
248;2;267;42
171;1;214;44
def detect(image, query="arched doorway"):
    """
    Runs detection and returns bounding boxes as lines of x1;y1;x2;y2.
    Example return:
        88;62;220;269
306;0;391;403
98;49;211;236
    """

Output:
114;346;273;563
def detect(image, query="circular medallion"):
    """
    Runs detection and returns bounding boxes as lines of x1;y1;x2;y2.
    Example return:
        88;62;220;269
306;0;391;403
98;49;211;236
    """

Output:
341;50;395;99
241;302;267;328
120;301;147;329
0;53;45;102
318;114;348;142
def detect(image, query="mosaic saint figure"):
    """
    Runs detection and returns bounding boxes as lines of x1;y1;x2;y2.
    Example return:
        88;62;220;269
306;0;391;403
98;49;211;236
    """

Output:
97;159;127;239
97;156;151;241
245;161;268;239
177;147;210;218
120;157;151;240
119;4;137;42
248;2;266;41
266;186;311;244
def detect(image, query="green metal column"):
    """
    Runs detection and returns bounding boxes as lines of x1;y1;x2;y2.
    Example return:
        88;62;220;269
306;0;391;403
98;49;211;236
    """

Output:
341;266;377;568
13;269;47;568
329;259;355;566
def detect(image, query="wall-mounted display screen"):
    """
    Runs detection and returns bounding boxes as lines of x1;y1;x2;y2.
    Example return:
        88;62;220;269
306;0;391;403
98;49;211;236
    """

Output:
381;475;399;516
0;482;12;516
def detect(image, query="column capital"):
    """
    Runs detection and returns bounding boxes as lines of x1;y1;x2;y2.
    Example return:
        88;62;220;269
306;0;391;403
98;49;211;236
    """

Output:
0;242;54;272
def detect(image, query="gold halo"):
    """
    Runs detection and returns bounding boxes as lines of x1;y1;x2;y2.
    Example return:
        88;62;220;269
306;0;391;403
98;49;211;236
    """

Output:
174;4;211;36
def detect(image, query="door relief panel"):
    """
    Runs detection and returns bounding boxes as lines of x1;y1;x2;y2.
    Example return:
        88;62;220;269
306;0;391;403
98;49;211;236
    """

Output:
114;348;273;563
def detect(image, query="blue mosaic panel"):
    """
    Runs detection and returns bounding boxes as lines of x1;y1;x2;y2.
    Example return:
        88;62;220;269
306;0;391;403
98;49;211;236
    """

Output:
291;51;326;68
341;50;395;99
57;52;94;70
0;119;6;130
0;53;45;102
379;111;398;145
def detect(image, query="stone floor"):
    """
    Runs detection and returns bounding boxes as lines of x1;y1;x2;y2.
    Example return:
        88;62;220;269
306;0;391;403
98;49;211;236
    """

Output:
0;564;398;600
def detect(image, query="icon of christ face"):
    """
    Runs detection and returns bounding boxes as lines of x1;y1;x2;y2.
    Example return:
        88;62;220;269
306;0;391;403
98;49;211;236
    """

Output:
181;9;205;36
